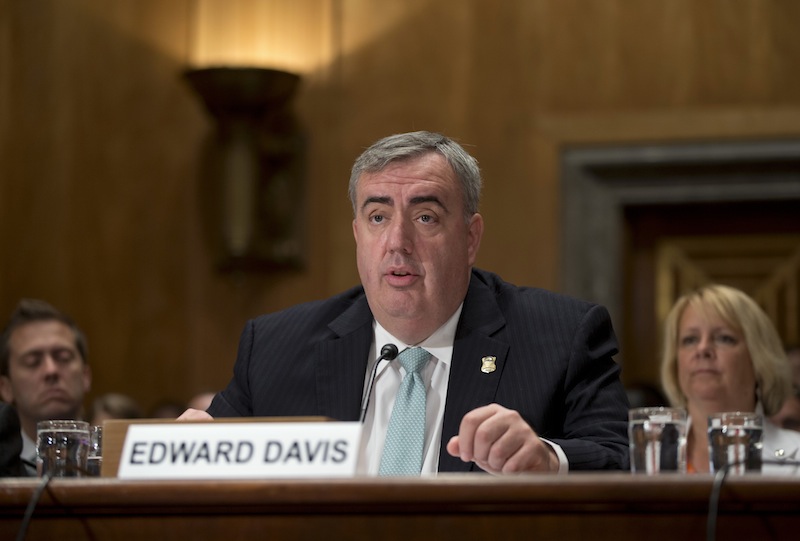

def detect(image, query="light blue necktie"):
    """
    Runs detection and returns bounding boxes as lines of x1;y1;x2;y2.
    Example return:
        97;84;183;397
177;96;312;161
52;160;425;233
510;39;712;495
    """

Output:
378;347;431;476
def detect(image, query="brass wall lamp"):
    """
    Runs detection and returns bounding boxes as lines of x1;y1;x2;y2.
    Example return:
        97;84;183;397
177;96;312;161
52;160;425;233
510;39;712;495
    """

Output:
184;66;305;272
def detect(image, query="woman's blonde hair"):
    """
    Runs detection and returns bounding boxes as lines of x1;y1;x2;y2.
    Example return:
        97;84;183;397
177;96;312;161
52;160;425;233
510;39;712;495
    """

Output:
660;284;791;416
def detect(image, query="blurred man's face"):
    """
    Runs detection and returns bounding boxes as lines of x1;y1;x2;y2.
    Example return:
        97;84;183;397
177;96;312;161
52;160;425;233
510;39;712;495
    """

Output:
0;321;91;429
772;349;800;432
771;395;800;432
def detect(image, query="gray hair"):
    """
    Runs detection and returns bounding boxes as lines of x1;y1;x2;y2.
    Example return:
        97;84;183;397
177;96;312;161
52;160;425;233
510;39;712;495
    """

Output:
348;131;481;220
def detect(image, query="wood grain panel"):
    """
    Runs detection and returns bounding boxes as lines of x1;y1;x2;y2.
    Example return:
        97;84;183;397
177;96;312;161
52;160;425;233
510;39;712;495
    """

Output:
2;476;800;541
3;0;800;413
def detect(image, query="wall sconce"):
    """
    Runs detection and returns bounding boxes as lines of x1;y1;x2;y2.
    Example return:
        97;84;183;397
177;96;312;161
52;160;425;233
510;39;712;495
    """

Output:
183;66;305;272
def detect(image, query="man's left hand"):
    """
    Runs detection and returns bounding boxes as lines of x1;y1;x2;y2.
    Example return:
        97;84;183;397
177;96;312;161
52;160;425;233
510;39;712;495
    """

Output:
446;403;559;474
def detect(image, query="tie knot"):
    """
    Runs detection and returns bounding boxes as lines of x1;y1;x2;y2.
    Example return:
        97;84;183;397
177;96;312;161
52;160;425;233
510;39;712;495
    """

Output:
398;347;431;374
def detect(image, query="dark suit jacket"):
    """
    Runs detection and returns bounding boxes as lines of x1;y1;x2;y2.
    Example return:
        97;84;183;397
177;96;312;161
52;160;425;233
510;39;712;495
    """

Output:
208;268;630;471
0;402;26;477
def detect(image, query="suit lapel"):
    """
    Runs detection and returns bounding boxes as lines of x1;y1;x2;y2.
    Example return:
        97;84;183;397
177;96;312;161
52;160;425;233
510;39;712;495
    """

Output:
316;274;512;471
316;295;374;422
438;273;509;472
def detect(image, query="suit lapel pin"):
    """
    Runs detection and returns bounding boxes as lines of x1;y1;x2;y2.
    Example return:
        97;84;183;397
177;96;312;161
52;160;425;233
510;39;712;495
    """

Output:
480;356;497;374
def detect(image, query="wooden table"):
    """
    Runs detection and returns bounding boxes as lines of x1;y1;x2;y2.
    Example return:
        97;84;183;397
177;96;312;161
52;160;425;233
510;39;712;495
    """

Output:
2;473;799;540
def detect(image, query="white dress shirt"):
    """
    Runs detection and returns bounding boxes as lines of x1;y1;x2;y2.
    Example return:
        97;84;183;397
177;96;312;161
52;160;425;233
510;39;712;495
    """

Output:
356;306;462;476
356;304;568;475
20;429;37;476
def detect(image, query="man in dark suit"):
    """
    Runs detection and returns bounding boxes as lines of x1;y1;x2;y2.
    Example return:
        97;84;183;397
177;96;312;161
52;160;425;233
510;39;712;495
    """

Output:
181;131;629;474
0;402;25;477
0;299;92;476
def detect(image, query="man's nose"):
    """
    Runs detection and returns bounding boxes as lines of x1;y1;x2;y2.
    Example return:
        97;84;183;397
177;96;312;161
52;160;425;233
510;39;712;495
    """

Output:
386;219;413;253
41;355;60;376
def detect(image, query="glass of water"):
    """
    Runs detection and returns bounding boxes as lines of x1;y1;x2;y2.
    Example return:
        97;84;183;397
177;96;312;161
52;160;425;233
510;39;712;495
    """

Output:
708;411;763;474
87;425;103;476
36;420;91;478
628;407;687;474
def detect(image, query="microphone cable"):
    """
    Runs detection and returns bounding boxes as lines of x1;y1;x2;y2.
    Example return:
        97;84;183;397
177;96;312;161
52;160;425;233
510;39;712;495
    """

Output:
706;458;800;541
15;471;53;541
15;460;99;541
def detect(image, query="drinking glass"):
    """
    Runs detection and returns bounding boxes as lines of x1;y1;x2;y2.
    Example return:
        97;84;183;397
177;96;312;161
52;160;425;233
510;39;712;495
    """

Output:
36;420;91;478
629;407;687;474
708;412;763;474
87;425;103;476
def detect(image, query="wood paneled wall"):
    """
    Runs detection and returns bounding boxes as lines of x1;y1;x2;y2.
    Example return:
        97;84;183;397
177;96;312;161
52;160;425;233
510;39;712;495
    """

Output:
3;0;800;413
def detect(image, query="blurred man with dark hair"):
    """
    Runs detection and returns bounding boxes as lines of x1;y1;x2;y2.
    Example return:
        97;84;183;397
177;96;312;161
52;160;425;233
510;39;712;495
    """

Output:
0;299;91;475
772;345;800;432
89;392;143;426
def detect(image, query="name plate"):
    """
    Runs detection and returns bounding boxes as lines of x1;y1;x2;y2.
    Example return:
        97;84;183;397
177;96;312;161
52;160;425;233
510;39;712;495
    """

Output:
116;421;362;479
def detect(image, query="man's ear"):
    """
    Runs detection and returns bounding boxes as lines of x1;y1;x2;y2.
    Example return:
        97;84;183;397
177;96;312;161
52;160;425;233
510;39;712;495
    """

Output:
0;375;14;404
466;213;484;266
82;364;92;394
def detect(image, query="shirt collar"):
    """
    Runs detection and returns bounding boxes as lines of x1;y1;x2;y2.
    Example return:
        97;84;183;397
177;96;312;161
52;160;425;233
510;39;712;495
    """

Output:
21;429;36;461
374;303;464;366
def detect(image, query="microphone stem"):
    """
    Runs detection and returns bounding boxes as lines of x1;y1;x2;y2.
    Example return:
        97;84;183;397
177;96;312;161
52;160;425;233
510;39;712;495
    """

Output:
359;345;398;423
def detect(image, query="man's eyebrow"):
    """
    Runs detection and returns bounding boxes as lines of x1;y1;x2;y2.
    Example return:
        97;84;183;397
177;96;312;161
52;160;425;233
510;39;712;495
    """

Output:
360;194;447;211
19;345;73;357
361;196;392;211
409;195;445;208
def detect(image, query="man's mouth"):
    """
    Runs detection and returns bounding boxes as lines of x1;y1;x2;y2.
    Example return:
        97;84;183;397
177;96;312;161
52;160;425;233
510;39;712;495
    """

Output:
385;269;418;286
41;388;70;401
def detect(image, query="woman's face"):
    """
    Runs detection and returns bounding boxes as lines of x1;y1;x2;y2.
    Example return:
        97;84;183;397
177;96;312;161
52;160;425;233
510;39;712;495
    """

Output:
676;303;757;411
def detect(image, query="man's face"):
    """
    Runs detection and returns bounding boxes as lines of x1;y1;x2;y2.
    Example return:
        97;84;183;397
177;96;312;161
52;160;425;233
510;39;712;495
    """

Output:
352;152;483;344
771;396;800;432
771;349;800;431
0;320;91;426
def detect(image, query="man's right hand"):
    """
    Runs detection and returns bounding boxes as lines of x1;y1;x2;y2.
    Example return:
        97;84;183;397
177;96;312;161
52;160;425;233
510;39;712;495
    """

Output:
176;408;213;421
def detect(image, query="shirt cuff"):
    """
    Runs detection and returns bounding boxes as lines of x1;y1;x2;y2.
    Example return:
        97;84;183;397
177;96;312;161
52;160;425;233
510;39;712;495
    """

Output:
540;438;569;474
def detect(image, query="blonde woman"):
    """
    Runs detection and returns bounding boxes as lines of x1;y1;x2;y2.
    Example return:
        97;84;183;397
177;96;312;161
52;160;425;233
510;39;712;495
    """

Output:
661;284;800;475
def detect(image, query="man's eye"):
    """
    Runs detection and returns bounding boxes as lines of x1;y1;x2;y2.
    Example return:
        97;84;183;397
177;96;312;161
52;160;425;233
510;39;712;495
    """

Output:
418;214;436;224
369;215;385;224
20;355;41;368
53;349;76;363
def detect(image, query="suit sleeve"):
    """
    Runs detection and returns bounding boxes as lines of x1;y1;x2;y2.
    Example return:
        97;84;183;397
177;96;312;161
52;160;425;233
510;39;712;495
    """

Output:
207;320;256;418
550;304;630;470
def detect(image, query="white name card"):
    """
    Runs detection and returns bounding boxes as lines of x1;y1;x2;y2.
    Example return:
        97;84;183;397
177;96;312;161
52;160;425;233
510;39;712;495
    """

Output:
117;421;362;479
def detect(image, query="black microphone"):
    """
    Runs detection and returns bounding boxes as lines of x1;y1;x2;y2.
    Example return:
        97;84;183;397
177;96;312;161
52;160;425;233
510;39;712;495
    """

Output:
359;343;399;423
